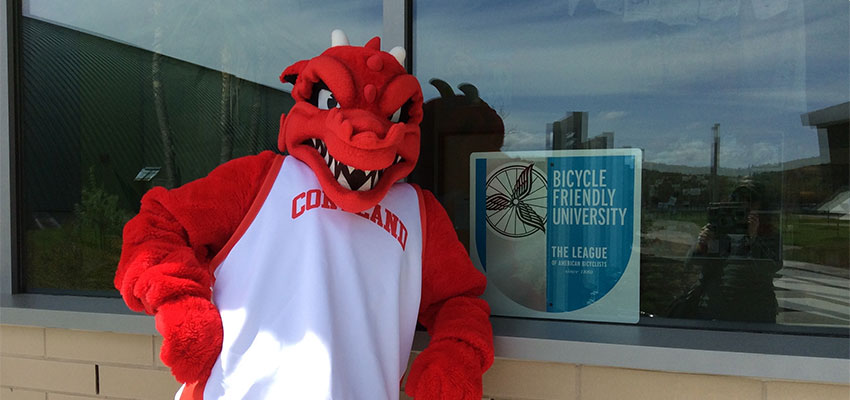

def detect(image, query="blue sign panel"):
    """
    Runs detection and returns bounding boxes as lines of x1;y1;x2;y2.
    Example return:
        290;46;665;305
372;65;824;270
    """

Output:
545;155;635;312
470;150;641;323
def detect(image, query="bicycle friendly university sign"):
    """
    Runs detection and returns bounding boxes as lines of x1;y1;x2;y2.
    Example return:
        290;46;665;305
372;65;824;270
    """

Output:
470;149;642;323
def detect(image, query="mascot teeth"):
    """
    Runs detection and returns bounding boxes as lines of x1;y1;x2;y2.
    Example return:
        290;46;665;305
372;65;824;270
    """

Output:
306;139;397;192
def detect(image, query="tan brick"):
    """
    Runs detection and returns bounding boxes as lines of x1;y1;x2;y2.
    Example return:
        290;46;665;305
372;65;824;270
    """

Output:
0;325;45;357
45;329;153;366
401;352;509;399
400;351;418;392
0;387;46;400
765;381;850;400
47;394;102;400
98;365;181;400
483;358;577;400
580;366;762;400
0;357;95;394
153;335;166;368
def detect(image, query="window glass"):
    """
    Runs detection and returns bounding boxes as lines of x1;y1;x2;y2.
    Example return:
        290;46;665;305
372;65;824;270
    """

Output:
413;0;849;331
17;0;381;294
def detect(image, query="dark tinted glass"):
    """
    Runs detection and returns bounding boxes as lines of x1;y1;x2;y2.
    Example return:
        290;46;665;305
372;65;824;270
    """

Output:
18;0;382;294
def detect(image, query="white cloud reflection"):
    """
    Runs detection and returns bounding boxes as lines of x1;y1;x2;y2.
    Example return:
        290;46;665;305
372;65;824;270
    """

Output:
599;111;628;121
652;138;711;167
22;0;847;168
649;136;781;168
416;1;810;101
24;0;382;89
415;0;846;168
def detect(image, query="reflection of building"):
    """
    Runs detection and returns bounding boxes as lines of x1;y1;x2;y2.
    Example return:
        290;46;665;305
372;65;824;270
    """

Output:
710;123;721;202
801;102;849;170
586;131;614;149
801;102;850;218
550;111;587;149
547;112;614;150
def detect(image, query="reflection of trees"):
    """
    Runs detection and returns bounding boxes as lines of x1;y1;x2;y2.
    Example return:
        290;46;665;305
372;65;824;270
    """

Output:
19;16;296;292
152;1;177;188
217;72;264;164
151;51;177;189
248;84;263;154
218;68;235;164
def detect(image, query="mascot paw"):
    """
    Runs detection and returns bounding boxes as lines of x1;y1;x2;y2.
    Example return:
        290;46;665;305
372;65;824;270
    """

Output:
155;297;223;384
405;340;483;400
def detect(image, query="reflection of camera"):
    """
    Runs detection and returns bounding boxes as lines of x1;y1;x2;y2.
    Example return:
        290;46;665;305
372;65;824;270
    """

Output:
708;202;749;235
704;202;749;257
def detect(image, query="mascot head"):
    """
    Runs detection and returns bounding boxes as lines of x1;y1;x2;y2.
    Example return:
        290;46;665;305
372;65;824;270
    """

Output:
279;30;424;213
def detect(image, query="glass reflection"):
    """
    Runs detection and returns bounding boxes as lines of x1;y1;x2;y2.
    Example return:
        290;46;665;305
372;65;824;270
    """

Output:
18;0;382;293
669;177;782;323
23;0;381;89
414;0;849;329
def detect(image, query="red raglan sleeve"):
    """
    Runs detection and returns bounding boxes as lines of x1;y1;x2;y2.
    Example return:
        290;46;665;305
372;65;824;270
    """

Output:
114;150;278;383
405;189;494;400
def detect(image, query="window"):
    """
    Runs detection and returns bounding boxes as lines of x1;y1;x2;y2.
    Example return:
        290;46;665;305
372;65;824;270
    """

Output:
13;0;382;294
412;0;848;333
4;0;848;375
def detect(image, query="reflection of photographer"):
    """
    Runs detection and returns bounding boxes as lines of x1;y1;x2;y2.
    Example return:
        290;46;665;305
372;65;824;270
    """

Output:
670;177;782;323
701;202;758;257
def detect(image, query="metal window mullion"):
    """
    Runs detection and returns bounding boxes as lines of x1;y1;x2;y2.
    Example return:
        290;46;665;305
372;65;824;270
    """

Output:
382;0;411;72
1;0;19;295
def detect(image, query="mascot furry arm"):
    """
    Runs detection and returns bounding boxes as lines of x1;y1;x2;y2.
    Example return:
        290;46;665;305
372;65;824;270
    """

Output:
115;30;493;400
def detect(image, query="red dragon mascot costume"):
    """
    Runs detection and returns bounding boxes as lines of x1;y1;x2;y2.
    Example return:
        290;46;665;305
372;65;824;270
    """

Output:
114;30;494;399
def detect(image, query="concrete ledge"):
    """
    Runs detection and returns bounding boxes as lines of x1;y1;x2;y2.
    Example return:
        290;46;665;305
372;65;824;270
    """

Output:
0;294;155;335
3;293;848;384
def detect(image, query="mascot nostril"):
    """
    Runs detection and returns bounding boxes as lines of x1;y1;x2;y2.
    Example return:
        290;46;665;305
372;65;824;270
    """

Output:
345;115;389;142
351;131;381;144
115;29;493;400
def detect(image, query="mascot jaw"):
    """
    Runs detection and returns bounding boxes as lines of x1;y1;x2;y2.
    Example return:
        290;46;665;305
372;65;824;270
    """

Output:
304;139;402;192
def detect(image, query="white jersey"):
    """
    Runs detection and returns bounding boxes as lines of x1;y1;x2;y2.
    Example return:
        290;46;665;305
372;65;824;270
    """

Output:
180;156;424;400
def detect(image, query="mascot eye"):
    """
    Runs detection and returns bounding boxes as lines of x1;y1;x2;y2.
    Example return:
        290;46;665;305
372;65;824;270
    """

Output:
309;81;341;110
388;101;411;123
317;89;340;110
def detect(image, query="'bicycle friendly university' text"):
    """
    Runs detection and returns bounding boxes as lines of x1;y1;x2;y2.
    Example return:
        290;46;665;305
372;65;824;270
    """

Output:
550;169;627;226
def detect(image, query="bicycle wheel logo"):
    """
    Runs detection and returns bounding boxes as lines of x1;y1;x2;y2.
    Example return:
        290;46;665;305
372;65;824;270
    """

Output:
485;162;548;238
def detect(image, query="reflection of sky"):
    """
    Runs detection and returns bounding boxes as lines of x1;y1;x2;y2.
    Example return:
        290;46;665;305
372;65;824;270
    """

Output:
24;0;848;168
414;0;849;168
24;0;382;91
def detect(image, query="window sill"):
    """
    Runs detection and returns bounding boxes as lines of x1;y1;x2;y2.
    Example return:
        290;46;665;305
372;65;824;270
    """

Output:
0;293;156;335
472;317;848;384
2;294;847;384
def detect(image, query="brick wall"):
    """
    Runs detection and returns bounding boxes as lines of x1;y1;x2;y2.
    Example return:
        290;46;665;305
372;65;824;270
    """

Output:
2;324;848;400
1;325;178;400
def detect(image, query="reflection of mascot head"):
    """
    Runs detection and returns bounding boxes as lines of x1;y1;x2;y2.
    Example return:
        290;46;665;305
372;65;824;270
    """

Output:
278;30;424;212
